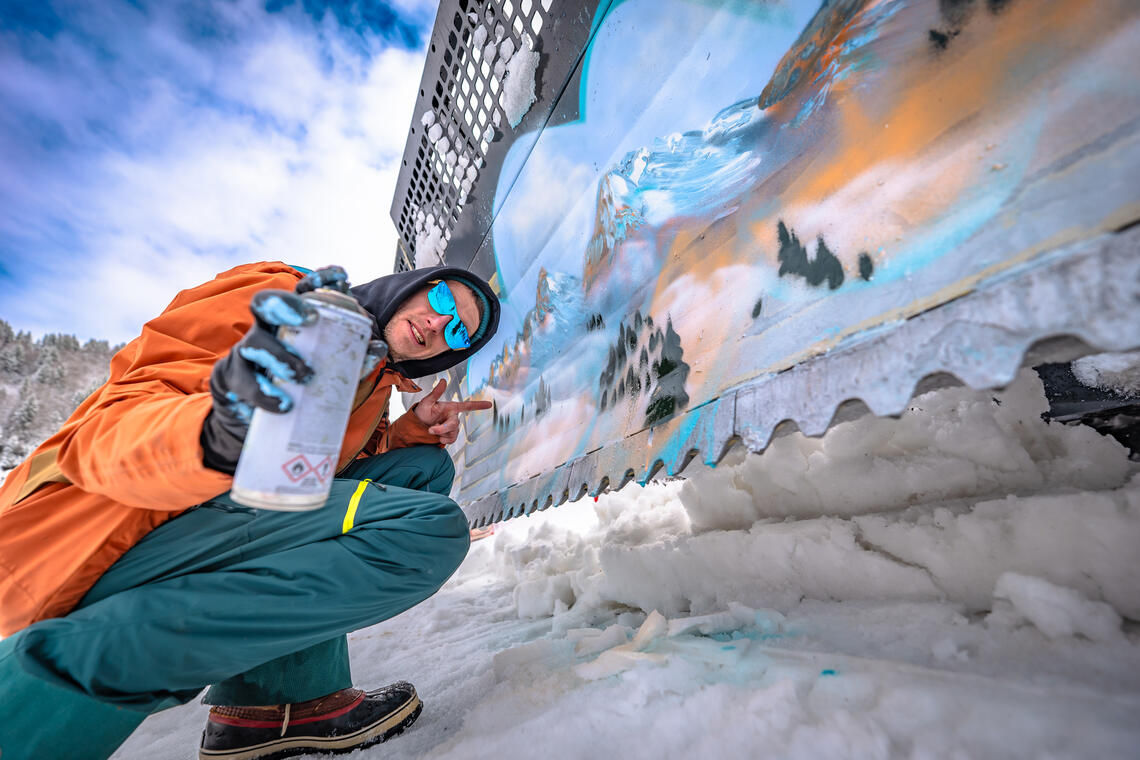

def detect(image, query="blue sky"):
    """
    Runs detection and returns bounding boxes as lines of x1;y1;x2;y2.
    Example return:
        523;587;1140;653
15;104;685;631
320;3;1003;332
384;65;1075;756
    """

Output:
0;0;435;343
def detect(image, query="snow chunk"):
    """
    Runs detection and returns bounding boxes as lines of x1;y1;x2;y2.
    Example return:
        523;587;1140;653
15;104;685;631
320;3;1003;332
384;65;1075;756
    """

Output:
990;572;1125;643
472;24;488;48
1072;350;1140;395
427;123;443;142
500;39;540;128
573;647;666;680
414;227;446;267
571;624;632;657
666;602;785;638
419;110;435;127
629;609;667;651
498;37;515;62
574;611;669;680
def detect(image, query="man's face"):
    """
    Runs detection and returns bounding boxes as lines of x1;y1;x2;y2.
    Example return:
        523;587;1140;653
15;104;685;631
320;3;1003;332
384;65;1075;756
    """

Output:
383;279;481;362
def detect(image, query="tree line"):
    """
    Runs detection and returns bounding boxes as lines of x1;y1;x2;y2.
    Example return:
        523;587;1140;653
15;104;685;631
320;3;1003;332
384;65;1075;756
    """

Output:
0;320;121;471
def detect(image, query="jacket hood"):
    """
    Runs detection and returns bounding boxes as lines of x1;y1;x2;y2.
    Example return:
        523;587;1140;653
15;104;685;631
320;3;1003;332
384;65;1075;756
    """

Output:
349;265;500;379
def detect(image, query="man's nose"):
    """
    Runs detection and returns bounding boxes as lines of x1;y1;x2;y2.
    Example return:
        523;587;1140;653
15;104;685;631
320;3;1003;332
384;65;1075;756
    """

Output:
425;313;452;333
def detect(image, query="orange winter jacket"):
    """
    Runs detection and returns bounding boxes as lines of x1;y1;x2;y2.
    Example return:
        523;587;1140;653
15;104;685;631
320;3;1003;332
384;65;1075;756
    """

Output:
0;262;437;635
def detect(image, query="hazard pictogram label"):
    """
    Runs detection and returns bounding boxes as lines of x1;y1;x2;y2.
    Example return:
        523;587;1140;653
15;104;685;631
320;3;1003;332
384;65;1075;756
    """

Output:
282;455;315;482
313;456;333;483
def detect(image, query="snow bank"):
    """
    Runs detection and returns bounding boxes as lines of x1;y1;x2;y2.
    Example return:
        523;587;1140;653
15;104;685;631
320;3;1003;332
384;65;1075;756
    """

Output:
587;486;1140;620
480;371;1139;622
854;484;1140;617
680;370;1133;529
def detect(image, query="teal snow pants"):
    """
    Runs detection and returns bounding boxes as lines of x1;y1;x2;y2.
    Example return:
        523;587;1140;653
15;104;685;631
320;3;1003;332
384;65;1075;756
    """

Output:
0;445;469;760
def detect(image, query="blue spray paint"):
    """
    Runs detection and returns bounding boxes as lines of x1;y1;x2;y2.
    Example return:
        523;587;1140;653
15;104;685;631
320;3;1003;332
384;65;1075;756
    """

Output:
239;346;300;383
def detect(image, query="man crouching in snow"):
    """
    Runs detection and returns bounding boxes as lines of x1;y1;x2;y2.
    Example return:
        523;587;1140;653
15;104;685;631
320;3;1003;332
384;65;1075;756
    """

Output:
0;263;499;760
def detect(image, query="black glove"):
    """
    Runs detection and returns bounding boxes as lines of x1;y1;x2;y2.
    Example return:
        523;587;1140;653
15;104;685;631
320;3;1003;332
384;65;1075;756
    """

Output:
294;265;351;295
200;269;345;474
201;266;383;474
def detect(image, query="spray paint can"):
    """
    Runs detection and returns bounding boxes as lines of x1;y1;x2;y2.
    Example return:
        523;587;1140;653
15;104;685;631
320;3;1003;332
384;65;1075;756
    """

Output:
230;288;373;511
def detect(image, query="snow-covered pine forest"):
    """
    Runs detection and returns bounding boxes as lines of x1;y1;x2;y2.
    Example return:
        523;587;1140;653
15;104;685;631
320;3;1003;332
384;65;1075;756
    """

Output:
0;320;119;472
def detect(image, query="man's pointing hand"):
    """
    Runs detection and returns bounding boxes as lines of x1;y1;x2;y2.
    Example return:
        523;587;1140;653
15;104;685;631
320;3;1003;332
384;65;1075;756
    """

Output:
413;378;492;445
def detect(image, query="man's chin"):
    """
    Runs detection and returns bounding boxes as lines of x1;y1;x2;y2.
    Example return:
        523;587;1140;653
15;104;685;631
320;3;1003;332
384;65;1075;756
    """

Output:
385;346;409;363
382;330;439;363
381;327;408;362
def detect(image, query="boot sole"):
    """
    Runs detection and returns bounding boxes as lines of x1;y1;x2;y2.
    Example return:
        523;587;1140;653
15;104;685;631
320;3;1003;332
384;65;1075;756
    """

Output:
199;694;423;760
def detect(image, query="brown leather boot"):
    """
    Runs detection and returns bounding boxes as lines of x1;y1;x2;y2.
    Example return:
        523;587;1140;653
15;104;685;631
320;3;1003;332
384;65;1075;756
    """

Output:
198;682;422;760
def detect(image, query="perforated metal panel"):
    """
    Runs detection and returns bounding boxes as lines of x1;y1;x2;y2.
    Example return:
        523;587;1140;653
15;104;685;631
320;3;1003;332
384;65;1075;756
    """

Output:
389;0;602;274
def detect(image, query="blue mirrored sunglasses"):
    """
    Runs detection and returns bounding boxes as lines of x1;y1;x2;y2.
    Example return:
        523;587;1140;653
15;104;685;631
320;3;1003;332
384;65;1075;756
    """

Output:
427;281;471;350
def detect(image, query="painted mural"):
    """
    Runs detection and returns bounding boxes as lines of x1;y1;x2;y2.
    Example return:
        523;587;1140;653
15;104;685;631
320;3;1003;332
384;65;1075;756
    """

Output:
448;0;1140;507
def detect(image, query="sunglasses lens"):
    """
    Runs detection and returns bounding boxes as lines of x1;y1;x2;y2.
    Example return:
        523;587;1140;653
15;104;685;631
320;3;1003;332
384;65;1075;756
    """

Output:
447;322;471;350
427;282;455;312
429;282;472;350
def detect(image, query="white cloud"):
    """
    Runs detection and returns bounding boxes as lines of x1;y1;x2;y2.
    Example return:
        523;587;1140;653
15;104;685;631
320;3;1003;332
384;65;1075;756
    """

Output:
0;1;425;343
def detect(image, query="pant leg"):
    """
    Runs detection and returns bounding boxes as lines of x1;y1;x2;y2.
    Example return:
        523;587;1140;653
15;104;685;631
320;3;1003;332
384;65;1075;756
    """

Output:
0;636;146;760
201;445;457;705
200;635;352;706
4;446;468;715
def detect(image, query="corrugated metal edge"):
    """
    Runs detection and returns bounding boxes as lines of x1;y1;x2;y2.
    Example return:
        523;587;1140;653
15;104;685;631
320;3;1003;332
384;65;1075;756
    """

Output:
462;225;1140;527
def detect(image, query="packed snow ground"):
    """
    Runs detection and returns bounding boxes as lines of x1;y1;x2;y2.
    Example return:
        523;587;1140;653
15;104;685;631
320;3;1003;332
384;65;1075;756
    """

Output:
104;369;1139;758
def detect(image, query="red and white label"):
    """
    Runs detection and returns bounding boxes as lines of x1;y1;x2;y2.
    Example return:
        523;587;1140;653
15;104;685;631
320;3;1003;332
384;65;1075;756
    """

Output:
282;454;315;482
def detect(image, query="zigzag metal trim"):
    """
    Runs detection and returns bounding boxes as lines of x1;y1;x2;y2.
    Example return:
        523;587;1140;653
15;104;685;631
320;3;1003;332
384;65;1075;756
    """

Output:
460;225;1140;528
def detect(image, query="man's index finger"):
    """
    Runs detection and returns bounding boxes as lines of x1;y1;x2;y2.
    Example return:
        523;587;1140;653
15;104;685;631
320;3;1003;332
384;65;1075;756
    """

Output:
446;400;493;412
